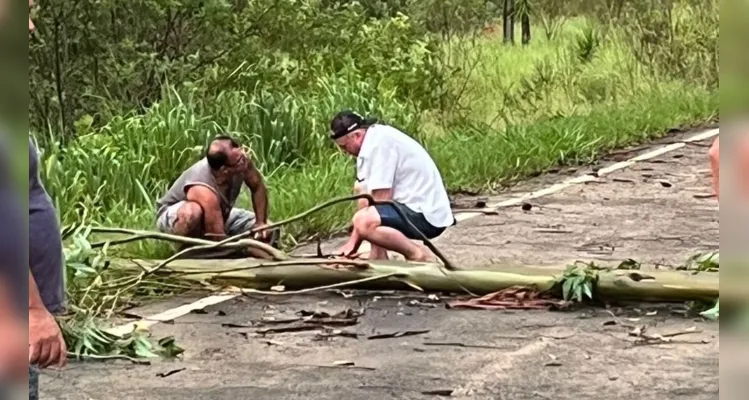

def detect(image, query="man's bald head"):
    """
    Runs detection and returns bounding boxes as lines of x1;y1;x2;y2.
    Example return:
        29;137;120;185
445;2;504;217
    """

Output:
206;135;242;170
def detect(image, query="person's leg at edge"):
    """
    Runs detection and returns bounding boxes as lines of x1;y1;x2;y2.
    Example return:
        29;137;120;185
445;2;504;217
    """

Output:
352;206;430;262
708;137;719;199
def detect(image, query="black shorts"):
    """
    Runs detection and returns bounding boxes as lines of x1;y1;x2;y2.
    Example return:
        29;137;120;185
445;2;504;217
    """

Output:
374;202;451;240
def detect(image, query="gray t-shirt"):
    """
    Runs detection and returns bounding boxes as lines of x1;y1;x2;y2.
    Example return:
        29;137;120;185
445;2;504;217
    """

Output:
156;158;244;221
29;140;65;314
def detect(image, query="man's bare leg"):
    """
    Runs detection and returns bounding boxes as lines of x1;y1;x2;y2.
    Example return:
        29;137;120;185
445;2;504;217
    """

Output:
361;226;429;261
188;188;226;239
353;207;428;262
171;201;204;237
350;182;388;260
368;245;389;260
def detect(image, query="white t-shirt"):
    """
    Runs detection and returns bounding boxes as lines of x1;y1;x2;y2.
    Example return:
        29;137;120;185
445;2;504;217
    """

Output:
356;124;454;228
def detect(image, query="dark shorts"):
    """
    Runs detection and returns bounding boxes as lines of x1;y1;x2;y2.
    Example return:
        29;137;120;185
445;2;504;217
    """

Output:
375;202;448;240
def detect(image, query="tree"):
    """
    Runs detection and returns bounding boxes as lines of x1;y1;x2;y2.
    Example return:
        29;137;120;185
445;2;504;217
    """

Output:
519;0;531;45
503;0;515;44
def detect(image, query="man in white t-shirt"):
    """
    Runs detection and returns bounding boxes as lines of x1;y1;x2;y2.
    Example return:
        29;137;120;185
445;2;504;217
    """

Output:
329;111;455;261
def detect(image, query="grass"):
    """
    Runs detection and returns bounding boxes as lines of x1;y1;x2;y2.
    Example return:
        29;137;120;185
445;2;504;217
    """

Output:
440;17;649;128
33;15;718;260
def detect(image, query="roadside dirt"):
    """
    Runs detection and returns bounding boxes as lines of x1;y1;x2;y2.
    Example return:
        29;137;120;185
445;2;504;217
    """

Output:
39;129;719;400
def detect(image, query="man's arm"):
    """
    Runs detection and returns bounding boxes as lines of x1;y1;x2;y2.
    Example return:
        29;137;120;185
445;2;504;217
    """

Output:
363;145;397;194
28;271;66;368
243;158;269;225
185;185;225;239
371;188;393;202
28;270;45;310
337;148;396;257
341;189;392;255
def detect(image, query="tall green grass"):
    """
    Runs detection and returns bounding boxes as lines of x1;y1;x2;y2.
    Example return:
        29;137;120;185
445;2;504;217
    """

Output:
34;14;718;258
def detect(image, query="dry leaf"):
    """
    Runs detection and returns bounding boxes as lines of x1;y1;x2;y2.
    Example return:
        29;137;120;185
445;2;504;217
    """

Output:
447;286;569;310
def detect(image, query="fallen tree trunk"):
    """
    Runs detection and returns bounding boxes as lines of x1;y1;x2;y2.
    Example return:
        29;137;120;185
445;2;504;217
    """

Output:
130;258;719;303
595;269;718;302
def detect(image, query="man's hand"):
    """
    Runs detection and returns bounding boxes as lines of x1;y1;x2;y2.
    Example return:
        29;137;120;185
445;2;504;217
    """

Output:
29;305;67;369
251;221;270;241
337;240;362;259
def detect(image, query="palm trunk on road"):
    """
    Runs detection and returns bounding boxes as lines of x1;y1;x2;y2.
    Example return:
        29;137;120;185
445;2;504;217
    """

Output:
139;258;719;303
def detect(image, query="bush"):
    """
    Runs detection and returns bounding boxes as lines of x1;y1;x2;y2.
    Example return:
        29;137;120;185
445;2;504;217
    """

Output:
29;0;444;135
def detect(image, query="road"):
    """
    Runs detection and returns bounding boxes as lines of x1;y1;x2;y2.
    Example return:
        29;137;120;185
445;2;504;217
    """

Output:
40;128;720;400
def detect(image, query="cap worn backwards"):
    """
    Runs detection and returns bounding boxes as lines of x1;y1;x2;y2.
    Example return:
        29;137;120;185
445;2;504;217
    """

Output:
330;110;365;140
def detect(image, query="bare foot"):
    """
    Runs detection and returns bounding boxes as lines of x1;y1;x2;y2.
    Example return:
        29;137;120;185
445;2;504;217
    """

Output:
406;246;430;262
369;246;389;260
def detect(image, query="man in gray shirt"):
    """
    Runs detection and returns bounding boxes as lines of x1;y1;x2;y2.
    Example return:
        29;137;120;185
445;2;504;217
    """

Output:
24;4;68;397
156;135;277;250
28;139;68;399
0;139;66;393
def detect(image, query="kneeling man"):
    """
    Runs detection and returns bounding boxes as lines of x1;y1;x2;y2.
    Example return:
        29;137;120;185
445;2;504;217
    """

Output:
155;135;277;250
330;111;455;261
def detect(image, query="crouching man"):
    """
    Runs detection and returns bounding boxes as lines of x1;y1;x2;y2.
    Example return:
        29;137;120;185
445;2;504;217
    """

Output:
330;111;455;261
155;135;279;252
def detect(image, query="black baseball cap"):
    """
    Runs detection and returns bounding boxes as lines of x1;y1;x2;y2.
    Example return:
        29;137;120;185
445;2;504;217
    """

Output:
330;110;364;140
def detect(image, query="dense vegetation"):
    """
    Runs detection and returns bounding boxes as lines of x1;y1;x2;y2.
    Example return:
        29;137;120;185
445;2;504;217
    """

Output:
30;0;718;259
